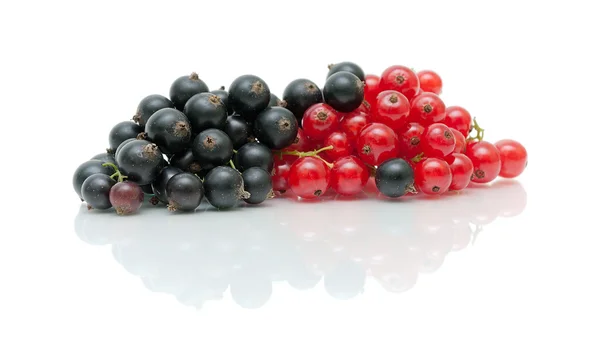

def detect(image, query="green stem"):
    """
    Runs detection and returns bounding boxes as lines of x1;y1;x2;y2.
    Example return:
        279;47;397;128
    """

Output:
467;117;485;142
103;162;128;182
232;149;237;154
411;152;425;163
275;145;334;158
229;159;236;170
314;155;334;169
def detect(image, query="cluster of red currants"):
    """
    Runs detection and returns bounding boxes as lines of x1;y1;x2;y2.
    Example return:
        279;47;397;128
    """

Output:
275;64;528;199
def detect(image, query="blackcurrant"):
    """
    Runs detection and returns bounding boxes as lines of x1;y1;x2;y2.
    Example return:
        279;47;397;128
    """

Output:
375;158;415;198
224;114;253;149
169;72;209;111
133;94;174;128
327;61;366;82
116;139;164;185
242;167;273;205
114;138;136;160
151;166;184;204
183;92;228;132
91;152;115;164
253;106;299;150
73;160;115;200
228;74;270;122
166;172;204;212
140;184;154;195
282;78;323;122
323;71;365;113
81;173;116;210
108;121;144;153
210;86;234;115
191;129;233;168
203;166;249;209
169;149;208;174
269;93;281;107
144;108;192;155
234;141;273;172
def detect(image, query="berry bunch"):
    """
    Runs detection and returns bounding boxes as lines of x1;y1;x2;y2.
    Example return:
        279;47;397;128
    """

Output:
73;63;528;214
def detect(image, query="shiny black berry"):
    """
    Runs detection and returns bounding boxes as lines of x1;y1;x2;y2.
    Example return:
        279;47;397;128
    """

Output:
323;71;365;113
151;166;183;204
375;158;415;198
327;61;366;82
116;140;164;185
145;108;192;155
242;167;273;205
133;94;174;128
234;142;273;173
224;114;253;149
169;72;209;111
184;92;228;132
228;75;270;122
210;86;233;115
166;172;204;212
73;160;115;200
253;106;298;150
191;129;233;167
282;79;323;122
114;138;136;160
108;121;144;153
81;173;116;210
268;93;281;107
169;149;208;174
91;152;115;164
203;166;249;210
140;184;154;195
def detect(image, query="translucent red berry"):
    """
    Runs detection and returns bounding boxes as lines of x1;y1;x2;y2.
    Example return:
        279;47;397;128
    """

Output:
372;90;410;131
416;70;443;95
356;123;401;166
302;103;341;142
409;92;446;125
421;123;456;158
288;156;331;199
378;65;420;101
363;74;381;106
271;157;292;193
340;109;371;146
494;139;528;178
465;140;501;184
447;153;474;191
444;106;472;137
322;131;353;162
398;122;425;159
414;158;452;195
109;181;144;215
330;156;370;196
450;127;466;153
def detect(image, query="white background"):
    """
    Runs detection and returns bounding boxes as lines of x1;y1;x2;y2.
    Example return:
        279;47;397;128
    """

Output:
1;0;599;339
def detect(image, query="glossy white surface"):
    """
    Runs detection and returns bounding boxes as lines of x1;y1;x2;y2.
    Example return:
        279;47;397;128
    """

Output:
1;0;599;339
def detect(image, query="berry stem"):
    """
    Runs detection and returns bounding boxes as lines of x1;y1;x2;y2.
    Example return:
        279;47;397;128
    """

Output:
467;117;485;142
411;152;425;163
314;155;333;169
103;162;128;182
275;145;334;158
229;159;236;170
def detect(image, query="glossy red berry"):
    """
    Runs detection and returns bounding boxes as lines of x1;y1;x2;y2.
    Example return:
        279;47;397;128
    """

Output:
372;90;410;131
379;65;420;101
444;106;472;137
494;139;528;178
330;156;370;196
409;92;446;125
302;103;341;142
288;156;331;199
283;128;314;152
465;141;501;184
414;158;452;195
322;132;353;162
340;109;371;147
421;123;456;158
271;157;291;193
417;70;443;95
450;128;466;153
363;74;380;106
397;122;425;159
447;153;474;191
356;123;401;166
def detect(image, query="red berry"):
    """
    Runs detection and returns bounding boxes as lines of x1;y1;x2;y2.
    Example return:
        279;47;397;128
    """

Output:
356;123;401;166
372;90;410;131
271;157;291;193
322;131;353;161
301;103;341;142
363;74;380;106
358;101;371;113
330;156;370;196
340;109;371;146
447;153;474;191
378;65;420;101
444;106;472;137
283;128;313;152
288;156;331;199
397;122;425;159
416;70;443;95
494;139;528;178
414;158;452;195
109;181;144;215
465;141;501;184
409;92;446;125
450;127;466;153
421;123;456;158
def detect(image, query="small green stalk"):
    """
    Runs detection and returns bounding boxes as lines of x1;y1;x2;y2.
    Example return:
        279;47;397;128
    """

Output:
103;162;128;182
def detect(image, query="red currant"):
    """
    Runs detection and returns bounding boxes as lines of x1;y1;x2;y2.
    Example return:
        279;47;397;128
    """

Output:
414;158;452;195
356;123;401;166
363;74;380;107
378;65;420;101
450;127;466;153
409;92;446;125
301;103;341;142
397;122;425;159
322;131;353;161
416;70;443;95
330;156;370;196
271;157;291;193
288;156;331;199
283;128;313;152
358;101;371;113
372;90;410;131
340;109;371;147
444;106;471;137
421;123;455;158
447;153;474;191
495;139;528;178
465;140;501;184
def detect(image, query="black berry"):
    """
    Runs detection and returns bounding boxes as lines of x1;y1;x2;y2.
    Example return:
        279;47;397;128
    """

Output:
116;140;164;185
91;152;115;164
242;167;273;205
253;106;299;150
81;173;116;210
169;149;208;174
375;158;415;198
140;184;154;195
145;108;192;155
133;94;174;128
210;86;234;115
169;72;209;111
203;166;249;210
73;160;115;200
166;172;204;212
327;61;366;82
323;71;365;113
268;93;281;107
234;142;273;173
151;166;183;204
184;92;228;132
282;79;323;122
224;114;253;149
108;121;144;153
114;138;137;160
191;128;233;167
228;75;271;122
